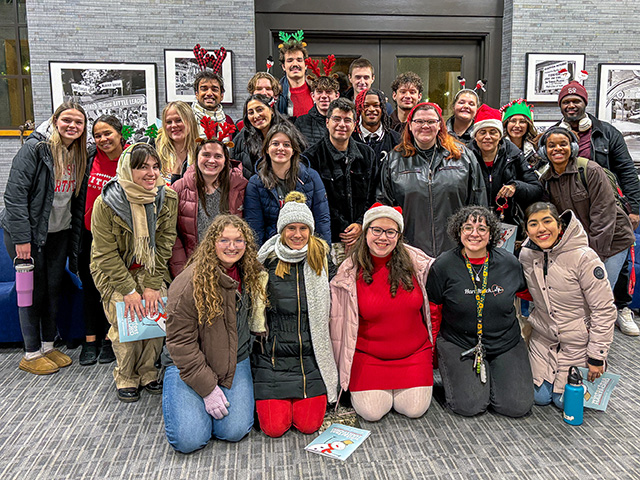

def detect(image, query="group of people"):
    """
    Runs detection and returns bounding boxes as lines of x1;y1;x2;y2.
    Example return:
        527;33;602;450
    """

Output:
2;35;639;454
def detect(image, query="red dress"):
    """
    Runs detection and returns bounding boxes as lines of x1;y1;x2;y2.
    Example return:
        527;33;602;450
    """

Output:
349;254;433;391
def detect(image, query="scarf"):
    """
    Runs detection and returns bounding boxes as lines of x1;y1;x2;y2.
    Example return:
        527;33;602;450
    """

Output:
258;235;339;403
114;144;166;273
192;101;227;138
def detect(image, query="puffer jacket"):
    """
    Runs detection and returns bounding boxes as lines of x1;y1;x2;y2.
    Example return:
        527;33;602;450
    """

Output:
252;255;337;402
329;244;434;392
377;145;487;257
541;156;634;259
294;105;328;147
244;163;331;246
169;162;248;277
90;182;178;303
302;137;378;243
1;130;89;273
166;263;268;398
470;139;543;225
519;210;616;393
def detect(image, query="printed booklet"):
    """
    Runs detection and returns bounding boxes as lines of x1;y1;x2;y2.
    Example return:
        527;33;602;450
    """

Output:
305;423;370;461
577;367;620;411
116;298;168;343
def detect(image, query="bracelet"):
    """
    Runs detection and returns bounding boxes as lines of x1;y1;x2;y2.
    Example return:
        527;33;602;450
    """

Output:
126;289;137;296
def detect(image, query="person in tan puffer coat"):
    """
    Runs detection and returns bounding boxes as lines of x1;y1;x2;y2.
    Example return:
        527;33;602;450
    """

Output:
519;202;616;408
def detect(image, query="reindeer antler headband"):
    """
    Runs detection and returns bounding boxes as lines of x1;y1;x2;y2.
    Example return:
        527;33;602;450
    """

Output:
278;30;307;49
200;116;236;148
193;44;227;75
305;54;336;78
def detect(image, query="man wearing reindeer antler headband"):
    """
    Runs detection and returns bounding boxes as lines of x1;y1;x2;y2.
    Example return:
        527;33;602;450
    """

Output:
276;30;313;119
556;76;640;337
191;44;234;141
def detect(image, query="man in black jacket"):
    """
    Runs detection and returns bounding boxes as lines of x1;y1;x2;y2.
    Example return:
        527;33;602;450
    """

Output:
556;80;640;336
352;88;401;163
295;76;340;147
389;72;423;132
302;98;377;264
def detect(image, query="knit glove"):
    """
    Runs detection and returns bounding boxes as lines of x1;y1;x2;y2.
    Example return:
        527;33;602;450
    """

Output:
203;386;230;420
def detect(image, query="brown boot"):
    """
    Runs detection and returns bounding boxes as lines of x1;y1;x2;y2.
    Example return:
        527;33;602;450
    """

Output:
19;356;60;375
44;349;72;368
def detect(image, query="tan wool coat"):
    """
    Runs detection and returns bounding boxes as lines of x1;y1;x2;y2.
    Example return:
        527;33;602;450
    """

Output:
519;211;616;393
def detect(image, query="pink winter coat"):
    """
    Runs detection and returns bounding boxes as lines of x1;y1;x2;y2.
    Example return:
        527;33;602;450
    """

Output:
329;244;434;392
519;210;616;393
169;162;248;278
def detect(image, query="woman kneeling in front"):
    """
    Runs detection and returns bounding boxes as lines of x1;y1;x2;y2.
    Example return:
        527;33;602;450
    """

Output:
163;215;267;453
330;203;434;421
427;205;533;417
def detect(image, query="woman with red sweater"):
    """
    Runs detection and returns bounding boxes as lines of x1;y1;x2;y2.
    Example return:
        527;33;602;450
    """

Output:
78;115;126;365
330;203;435;421
426;205;533;417
169;138;247;278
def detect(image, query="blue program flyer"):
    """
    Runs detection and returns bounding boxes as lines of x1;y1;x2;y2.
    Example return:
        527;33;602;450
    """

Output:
116;298;168;343
305;424;370;461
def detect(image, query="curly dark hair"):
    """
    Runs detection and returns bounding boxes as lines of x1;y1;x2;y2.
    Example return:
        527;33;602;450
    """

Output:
391;72;423;94
446;205;500;250
278;44;308;65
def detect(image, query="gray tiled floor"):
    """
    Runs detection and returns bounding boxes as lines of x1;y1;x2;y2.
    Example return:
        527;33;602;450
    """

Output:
1;328;640;480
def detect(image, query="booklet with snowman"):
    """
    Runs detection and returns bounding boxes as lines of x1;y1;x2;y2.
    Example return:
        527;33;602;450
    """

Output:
305;424;370;461
116;298;167;343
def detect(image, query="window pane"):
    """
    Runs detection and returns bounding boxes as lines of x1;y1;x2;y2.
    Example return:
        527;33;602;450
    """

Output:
0;76;24;127
18;0;26;24
1;27;19;75
396;57;462;120
19;27;29;74
0;1;16;24
23;78;32;122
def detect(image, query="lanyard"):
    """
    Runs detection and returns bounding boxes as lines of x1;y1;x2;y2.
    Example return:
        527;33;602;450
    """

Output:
462;252;489;382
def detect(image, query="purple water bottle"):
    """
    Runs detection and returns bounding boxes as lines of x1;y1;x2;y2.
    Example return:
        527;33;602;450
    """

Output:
14;257;34;307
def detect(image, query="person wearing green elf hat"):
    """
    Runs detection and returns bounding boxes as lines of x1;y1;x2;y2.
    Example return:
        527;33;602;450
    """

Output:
501;99;542;169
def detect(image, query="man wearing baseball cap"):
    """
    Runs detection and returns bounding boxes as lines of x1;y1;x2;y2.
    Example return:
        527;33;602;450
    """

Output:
556;80;640;336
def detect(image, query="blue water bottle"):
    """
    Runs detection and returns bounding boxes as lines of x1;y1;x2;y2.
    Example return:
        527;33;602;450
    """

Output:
563;366;584;426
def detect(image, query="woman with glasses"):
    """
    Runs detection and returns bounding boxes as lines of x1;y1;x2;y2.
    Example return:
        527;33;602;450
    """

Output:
169;138;248;278
501;99;542;168
244;123;331;247
426;205;533;417
163;215;268;453
470;104;542;229
252;192;338;437
378;102;487;257
330;203;435;422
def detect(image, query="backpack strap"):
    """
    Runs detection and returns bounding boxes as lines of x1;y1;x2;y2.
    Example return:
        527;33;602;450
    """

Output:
575;156;589;193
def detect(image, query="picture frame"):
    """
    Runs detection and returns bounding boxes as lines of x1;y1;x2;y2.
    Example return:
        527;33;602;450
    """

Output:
535;120;557;134
49;61;158;140
525;53;586;103
164;49;233;105
597;63;640;166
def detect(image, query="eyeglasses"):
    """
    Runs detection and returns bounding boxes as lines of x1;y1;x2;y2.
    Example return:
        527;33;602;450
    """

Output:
217;238;246;247
269;141;292;149
329;116;354;125
368;226;399;239
411;119;440;127
461;224;489;235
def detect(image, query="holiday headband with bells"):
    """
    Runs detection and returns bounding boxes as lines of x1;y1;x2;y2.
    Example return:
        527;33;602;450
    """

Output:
199;116;236;148
193;43;227;75
278;30;307;49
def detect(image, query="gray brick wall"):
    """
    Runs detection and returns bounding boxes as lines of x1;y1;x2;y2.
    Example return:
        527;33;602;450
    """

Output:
1;0;255;208
502;0;640;122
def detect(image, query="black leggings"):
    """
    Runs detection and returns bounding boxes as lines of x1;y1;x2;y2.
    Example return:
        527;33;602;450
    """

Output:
77;229;109;338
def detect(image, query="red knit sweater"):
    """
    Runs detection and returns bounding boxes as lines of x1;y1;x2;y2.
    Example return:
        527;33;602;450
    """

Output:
290;83;313;118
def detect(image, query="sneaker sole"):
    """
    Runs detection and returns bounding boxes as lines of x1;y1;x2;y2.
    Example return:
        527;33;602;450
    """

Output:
617;325;640;336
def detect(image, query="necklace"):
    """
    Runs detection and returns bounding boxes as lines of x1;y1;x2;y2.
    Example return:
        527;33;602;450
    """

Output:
470;263;483;282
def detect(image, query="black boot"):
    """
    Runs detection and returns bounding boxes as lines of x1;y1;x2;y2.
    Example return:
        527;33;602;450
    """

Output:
79;341;99;366
98;339;116;364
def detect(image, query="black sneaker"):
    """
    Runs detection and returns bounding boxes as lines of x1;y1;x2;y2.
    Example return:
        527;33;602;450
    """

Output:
142;380;163;395
117;387;140;403
79;342;99;366
98;339;116;364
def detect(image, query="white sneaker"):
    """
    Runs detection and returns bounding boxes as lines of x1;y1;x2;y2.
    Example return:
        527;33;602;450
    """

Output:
616;307;640;336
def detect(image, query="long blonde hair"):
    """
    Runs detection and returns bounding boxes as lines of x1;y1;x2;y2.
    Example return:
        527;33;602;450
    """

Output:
156;101;199;176
275;234;329;278
49;101;88;196
187;215;267;325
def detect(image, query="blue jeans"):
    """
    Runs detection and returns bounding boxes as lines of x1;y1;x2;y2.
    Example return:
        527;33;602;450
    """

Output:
604;249;628;290
162;358;254;453
534;380;563;409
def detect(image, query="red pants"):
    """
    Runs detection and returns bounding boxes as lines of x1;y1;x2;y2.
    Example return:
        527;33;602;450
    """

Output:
256;395;327;438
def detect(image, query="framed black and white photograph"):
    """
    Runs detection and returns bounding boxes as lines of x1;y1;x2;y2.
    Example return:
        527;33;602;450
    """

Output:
597;63;640;167
164;49;233;105
49;61;158;139
535;120;557;134
525;53;586;103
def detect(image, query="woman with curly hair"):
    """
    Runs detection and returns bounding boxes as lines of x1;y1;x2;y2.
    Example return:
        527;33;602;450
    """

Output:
163;215;268;453
156;101;199;183
330;203;435;422
378;102;487;257
426;205;533;418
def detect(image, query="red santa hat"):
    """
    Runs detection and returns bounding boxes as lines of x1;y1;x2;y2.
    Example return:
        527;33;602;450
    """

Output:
472;104;503;138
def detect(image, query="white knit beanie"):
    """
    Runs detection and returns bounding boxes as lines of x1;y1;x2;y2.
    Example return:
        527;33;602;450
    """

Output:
362;203;404;233
277;191;315;234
